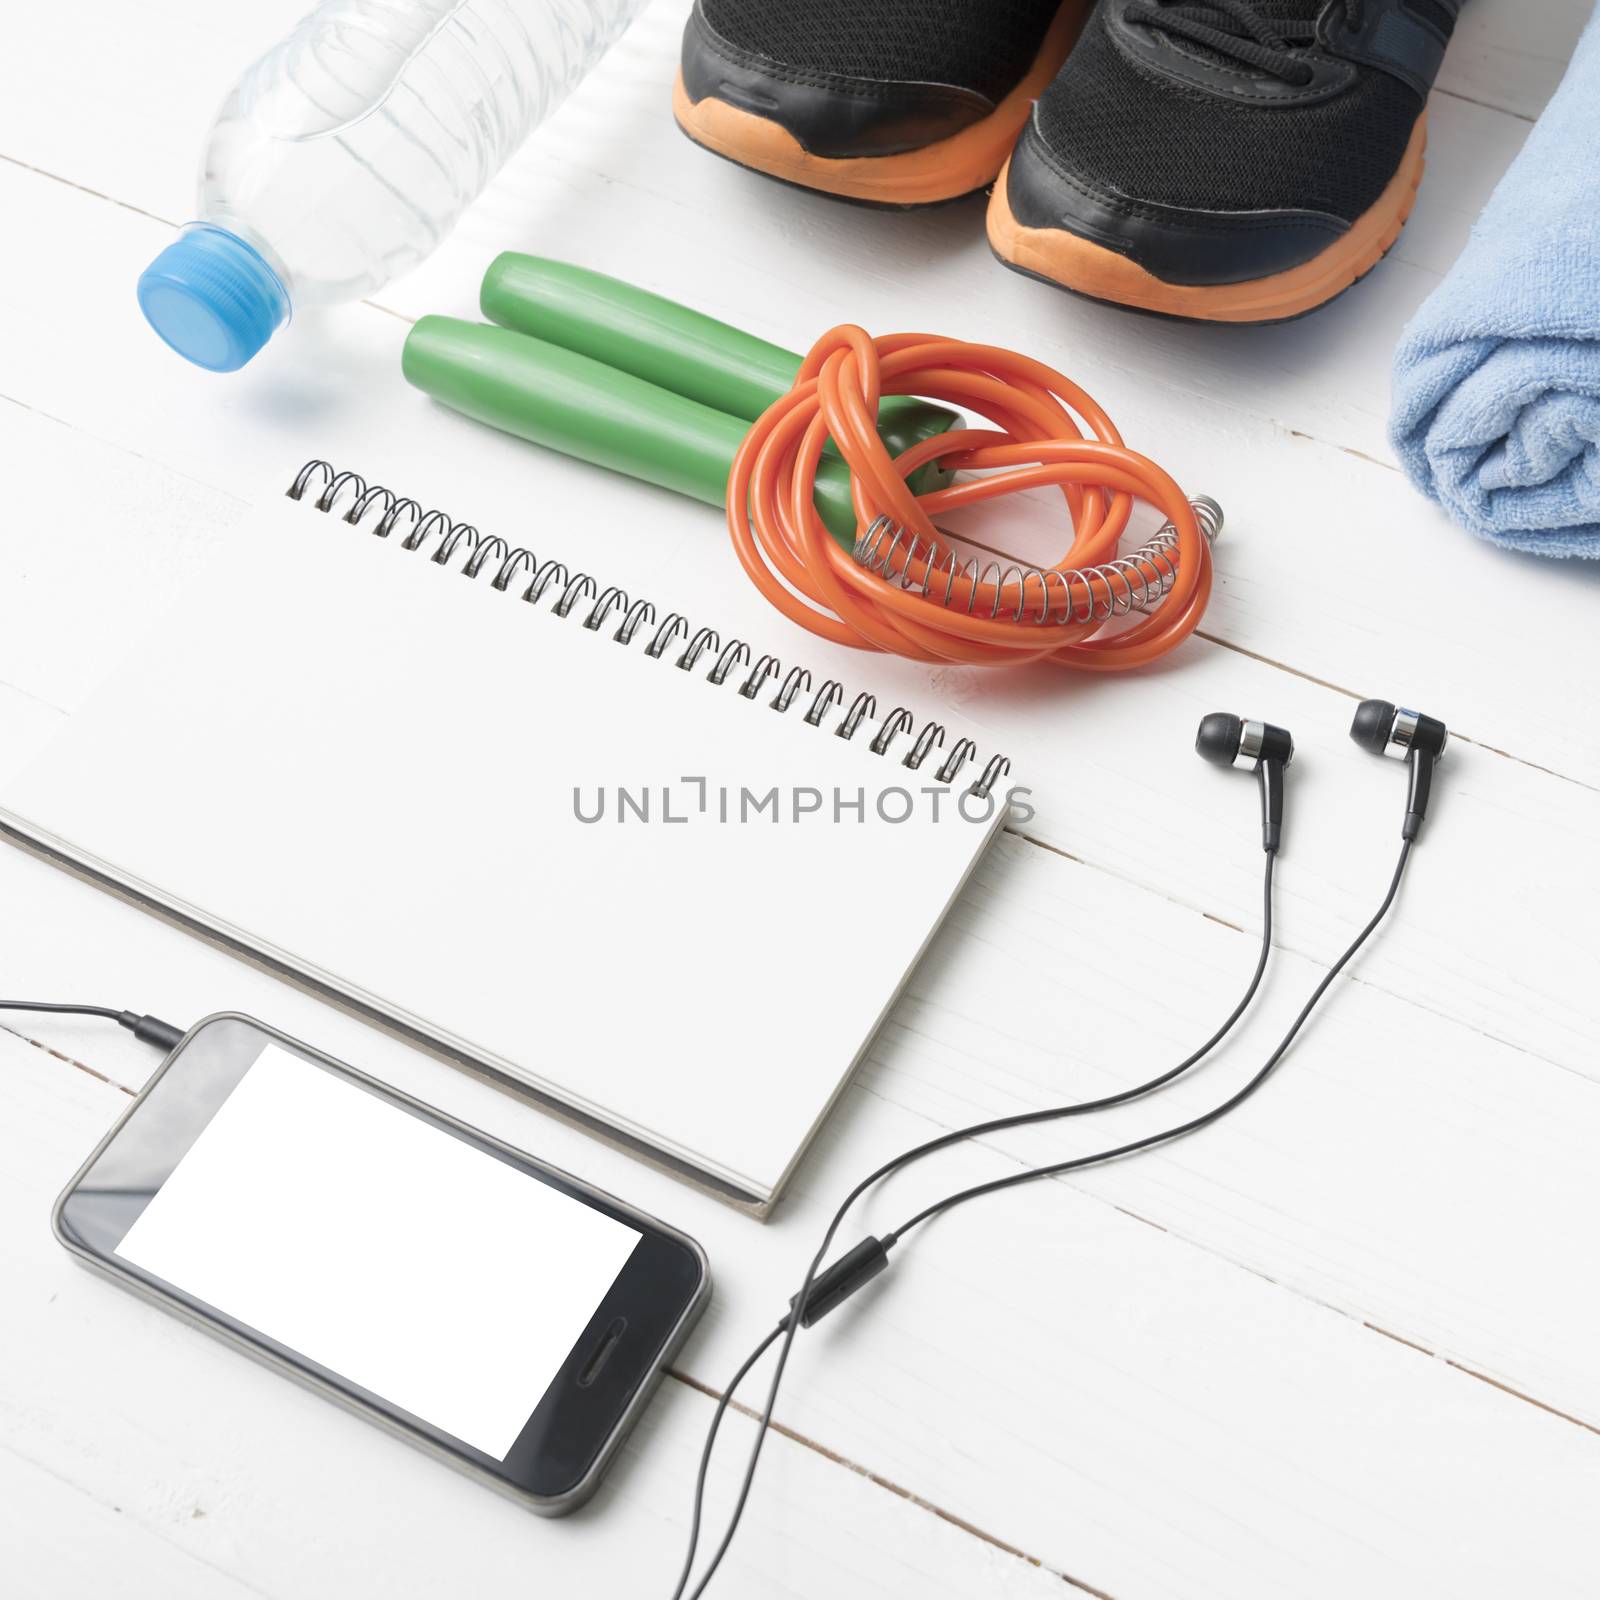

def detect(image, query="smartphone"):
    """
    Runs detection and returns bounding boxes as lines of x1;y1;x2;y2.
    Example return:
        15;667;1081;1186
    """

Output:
53;1013;709;1515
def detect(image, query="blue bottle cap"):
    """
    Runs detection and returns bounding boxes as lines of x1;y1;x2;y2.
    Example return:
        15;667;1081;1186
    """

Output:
137;224;290;372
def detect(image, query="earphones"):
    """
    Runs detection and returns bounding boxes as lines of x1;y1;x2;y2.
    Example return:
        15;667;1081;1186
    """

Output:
1349;699;1449;840
1195;699;1448;851
668;695;1449;1599
1196;712;1295;852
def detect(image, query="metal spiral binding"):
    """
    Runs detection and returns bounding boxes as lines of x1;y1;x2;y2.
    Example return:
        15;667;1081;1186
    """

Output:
286;462;1014;797
851;496;1223;626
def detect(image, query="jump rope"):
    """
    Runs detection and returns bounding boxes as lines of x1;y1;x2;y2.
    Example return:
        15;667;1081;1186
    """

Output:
726;324;1212;669
407;258;1215;673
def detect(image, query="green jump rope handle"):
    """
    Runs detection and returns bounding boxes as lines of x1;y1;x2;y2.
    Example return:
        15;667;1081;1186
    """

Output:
402;316;861;539
479;253;955;486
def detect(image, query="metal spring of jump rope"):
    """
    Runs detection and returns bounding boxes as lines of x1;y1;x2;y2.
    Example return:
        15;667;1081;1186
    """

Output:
851;496;1223;626
287;460;1014;798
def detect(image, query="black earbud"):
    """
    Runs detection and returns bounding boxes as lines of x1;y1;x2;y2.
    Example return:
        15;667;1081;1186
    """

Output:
1350;699;1448;841
1197;712;1294;854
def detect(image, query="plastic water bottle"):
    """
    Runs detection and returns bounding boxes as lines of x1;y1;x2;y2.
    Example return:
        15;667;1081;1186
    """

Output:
138;0;650;372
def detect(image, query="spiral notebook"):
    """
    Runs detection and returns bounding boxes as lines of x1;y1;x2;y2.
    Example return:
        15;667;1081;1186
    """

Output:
0;461;1011;1212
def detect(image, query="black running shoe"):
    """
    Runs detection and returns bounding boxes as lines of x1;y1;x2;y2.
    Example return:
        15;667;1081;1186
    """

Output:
988;0;1459;321
675;0;1086;207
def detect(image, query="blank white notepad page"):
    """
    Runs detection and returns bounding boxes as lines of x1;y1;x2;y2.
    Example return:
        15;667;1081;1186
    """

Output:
0;493;1005;1204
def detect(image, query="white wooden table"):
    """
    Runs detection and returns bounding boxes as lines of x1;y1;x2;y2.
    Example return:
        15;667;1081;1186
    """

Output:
5;2;1600;1595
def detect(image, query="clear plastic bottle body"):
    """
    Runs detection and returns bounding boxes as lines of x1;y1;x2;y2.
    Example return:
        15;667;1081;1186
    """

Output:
139;0;647;369
206;0;647;305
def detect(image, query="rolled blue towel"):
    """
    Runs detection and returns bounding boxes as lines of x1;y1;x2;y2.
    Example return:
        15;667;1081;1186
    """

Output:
1390;4;1600;558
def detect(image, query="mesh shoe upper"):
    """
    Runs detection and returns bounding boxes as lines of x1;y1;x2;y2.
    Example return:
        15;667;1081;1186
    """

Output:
698;0;1065;104
1032;0;1432;225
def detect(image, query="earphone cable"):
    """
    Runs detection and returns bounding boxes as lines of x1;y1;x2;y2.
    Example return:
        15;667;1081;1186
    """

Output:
667;1321;785;1600
885;840;1410;1240
0;1000;188;1051
672;848;1281;1598
674;839;1412;1596
1;999;128;1022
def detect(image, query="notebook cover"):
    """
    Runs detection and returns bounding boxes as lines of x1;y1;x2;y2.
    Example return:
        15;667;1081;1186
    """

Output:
0;471;1014;1212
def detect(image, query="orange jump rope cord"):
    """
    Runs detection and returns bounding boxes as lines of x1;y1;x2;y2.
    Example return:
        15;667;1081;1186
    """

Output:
726;326;1213;671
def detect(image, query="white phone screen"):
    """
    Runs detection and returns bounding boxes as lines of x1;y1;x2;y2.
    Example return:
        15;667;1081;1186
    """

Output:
116;1044;642;1459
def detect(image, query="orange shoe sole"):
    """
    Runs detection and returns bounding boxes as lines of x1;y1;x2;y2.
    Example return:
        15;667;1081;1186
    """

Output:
673;2;1087;208
987;112;1428;323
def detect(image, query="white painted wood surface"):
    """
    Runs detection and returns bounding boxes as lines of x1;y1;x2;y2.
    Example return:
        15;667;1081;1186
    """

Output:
4;1;1600;1596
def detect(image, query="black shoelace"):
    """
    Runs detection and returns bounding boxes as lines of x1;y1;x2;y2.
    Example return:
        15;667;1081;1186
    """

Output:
1123;0;1359;86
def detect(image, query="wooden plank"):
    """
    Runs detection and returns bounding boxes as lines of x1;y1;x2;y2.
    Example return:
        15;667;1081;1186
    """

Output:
0;1449;263;1600
1437;0;1592;118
